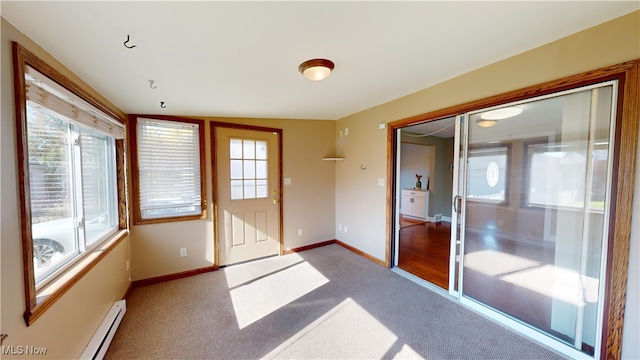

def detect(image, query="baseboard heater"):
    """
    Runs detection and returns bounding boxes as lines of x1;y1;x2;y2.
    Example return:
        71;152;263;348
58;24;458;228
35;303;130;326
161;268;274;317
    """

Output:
80;300;126;360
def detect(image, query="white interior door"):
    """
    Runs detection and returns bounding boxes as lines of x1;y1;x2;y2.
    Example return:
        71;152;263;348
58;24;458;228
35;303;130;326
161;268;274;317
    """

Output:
216;127;280;266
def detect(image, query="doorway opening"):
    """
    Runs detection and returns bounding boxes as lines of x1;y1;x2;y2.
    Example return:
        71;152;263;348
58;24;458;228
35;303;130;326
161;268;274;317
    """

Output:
394;116;456;289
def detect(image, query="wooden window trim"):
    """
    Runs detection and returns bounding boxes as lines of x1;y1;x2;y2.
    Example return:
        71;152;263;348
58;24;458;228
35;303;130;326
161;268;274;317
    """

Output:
128;115;207;225
12;42;128;326
387;59;639;359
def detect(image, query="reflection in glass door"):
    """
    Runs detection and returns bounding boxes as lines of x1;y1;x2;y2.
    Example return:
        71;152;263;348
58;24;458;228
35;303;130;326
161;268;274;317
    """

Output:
457;82;617;357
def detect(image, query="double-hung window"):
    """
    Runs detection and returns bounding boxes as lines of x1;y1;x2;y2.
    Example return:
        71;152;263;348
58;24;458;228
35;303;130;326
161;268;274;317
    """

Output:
24;67;123;284
130;117;206;224
14;43;127;325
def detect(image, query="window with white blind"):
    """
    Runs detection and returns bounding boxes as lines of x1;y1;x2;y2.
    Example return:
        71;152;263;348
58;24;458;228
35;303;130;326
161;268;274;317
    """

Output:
21;64;123;286
131;117;206;223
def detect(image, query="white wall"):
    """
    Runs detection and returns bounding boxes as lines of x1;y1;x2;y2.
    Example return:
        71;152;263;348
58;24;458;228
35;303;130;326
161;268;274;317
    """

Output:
400;143;433;191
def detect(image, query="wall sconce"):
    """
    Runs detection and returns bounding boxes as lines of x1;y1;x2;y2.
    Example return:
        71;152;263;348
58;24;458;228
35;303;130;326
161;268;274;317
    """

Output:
298;59;334;81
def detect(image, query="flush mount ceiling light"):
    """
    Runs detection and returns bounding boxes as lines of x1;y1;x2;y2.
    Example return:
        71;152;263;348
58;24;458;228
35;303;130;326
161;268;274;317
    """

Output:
480;107;523;120
298;58;334;81
477;106;522;128
476;119;497;128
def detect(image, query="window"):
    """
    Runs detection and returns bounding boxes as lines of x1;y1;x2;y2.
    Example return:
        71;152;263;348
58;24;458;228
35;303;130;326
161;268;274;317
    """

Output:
131;117;206;224
14;43;127;325
525;141;609;211
230;138;269;200
466;146;508;203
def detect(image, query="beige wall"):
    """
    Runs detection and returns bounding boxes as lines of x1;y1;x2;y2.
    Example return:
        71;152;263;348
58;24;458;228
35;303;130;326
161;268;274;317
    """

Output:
1;18;131;359
335;10;639;358
130;117;336;280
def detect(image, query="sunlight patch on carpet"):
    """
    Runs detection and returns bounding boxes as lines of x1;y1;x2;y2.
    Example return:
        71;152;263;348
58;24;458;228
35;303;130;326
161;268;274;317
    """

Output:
227;256;329;329
500;264;599;307
464;249;540;276
264;298;402;359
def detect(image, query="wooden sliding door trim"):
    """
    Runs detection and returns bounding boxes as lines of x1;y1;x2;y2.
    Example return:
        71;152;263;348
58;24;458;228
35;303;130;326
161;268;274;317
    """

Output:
386;59;639;359
209;121;284;268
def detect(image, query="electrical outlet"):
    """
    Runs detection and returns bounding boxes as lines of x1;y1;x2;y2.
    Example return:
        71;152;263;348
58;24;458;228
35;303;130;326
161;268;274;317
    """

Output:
298;228;303;236
378;178;385;186
180;248;187;257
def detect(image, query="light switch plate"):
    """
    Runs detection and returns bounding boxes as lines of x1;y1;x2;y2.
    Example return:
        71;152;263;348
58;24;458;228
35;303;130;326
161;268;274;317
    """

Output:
284;178;292;185
378;122;386;129
344;128;349;136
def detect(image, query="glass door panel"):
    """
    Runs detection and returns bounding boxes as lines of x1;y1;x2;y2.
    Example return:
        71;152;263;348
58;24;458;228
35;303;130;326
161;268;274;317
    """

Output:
459;82;616;356
449;114;466;294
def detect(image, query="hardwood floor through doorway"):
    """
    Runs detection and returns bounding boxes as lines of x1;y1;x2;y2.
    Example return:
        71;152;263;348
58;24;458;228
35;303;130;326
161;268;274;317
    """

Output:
398;219;451;289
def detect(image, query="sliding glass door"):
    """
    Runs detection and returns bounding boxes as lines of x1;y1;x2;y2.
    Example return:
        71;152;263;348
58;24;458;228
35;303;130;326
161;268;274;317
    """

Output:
455;81;617;357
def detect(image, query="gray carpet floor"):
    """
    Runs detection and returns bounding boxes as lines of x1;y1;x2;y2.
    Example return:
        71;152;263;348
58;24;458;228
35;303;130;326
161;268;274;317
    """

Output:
105;244;567;359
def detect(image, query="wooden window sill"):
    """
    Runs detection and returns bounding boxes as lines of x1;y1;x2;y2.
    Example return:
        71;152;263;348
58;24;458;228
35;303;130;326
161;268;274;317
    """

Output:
24;229;129;326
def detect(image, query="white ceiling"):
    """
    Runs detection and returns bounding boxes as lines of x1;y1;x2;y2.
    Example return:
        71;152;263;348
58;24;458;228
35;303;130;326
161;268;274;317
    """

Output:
2;1;638;121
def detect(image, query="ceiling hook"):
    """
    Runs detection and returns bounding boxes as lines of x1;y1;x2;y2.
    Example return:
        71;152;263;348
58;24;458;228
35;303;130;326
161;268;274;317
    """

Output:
160;101;166;108
360;165;367;170
149;80;157;89
124;35;137;49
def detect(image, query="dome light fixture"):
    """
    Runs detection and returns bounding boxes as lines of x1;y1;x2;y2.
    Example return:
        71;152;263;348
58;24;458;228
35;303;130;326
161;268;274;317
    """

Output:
480;107;523;120
298;58;334;81
476;119;497;128
477;106;522;128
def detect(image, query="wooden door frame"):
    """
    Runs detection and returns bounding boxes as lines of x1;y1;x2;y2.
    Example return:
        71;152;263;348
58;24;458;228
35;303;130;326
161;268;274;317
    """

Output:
210;122;284;267
385;59;639;359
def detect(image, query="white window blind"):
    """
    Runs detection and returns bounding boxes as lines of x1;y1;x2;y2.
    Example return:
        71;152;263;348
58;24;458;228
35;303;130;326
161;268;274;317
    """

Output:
25;66;125;139
136;118;202;219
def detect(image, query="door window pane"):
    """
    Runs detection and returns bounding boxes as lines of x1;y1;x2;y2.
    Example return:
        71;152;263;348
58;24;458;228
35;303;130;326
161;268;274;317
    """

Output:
230;180;243;200
243;140;255;159
243;160;256;179
229;138;269;200
230;160;243;179
230;139;243;158
256;141;267;159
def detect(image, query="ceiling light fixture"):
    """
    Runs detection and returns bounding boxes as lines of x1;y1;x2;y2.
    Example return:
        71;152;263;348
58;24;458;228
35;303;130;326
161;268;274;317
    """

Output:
480;107;523;120
298;58;334;81
476;119;497;128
